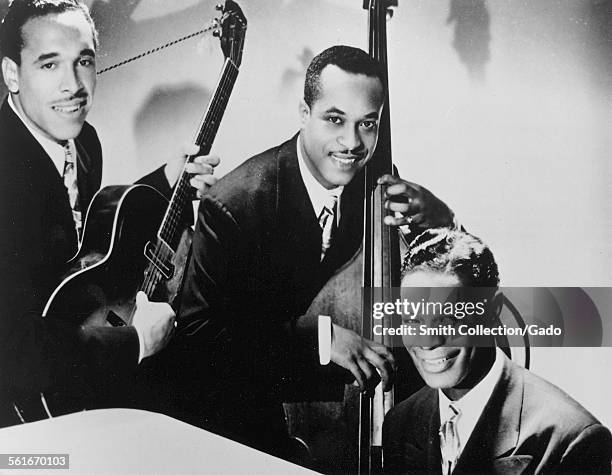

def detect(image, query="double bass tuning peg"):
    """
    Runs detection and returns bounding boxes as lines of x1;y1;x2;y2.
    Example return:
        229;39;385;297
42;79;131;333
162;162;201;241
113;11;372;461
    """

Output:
215;3;224;11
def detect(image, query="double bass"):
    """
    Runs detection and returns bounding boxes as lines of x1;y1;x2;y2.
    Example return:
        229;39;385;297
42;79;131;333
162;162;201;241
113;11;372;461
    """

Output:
285;0;403;473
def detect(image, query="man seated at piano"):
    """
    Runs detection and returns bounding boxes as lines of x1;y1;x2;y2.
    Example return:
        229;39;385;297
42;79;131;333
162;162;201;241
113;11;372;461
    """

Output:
383;228;612;474
0;0;218;426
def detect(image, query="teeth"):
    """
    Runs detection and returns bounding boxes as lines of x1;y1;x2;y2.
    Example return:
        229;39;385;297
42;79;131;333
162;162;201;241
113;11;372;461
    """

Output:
425;357;448;365
332;155;356;165
53;104;82;113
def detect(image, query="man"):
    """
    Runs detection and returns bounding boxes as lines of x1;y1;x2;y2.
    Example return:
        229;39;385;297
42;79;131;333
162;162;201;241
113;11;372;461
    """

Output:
142;45;456;456
0;0;218;426
383;228;612;474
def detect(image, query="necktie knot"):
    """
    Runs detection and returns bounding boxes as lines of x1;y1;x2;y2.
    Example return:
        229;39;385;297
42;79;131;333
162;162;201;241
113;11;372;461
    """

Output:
318;194;338;261
63;142;82;237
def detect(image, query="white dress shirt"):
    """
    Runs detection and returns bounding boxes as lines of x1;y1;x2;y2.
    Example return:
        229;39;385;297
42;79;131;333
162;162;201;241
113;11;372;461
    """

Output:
438;347;505;467
296;135;344;224
8;95;76;177
296;135;344;364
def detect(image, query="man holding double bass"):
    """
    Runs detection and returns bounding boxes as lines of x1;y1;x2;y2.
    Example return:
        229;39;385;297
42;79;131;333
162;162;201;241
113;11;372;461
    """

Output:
0;0;218;427
142;45;457;458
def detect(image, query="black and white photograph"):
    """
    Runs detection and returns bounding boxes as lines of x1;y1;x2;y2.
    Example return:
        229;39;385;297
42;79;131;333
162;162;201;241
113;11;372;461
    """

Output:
0;0;611;473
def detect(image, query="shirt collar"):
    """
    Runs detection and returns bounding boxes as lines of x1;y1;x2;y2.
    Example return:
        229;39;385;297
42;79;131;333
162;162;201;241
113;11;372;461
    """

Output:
9;94;74;176
296;134;344;219
438;347;505;455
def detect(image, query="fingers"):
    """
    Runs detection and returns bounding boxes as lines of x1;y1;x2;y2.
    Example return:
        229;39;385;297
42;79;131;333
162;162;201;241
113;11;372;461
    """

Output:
189;174;217;189
348;361;367;392
383;212;425;227
135;290;147;306
184;154;221;197
365;344;396;391
185;162;214;175
197;154;221;167
350;345;395;393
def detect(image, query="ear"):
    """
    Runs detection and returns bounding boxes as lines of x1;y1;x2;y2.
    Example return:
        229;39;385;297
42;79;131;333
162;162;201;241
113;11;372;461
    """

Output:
2;57;20;93
488;290;505;324
298;98;310;127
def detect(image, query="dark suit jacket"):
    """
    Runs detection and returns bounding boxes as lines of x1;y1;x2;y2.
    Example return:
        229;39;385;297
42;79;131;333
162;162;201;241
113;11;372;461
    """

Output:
143;134;365;445
383;354;612;474
0;98;171;426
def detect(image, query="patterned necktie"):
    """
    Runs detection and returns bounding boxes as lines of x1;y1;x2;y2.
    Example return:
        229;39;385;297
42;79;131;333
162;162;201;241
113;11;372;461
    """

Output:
63;142;82;237
440;404;461;475
318;194;338;261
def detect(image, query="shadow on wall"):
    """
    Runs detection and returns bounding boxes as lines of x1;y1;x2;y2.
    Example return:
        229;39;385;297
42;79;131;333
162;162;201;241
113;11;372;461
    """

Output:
447;0;491;82
280;47;313;97
589;0;612;97
133;84;211;166
90;0;142;60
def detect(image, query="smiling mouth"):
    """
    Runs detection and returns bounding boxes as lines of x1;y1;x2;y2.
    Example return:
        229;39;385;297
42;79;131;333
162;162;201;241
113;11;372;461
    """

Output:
419;351;459;373
52;101;87;114
424;356;451;365
331;153;361;166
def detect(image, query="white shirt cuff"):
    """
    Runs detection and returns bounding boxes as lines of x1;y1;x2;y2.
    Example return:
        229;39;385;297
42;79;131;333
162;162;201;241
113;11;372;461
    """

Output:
318;315;332;365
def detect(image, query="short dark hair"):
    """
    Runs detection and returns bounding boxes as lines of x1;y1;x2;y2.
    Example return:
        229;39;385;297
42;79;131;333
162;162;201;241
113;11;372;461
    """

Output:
0;0;98;64
402;228;500;289
303;45;386;107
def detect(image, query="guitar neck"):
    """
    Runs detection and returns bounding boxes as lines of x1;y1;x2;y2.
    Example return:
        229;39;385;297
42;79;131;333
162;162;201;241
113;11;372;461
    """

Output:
158;58;240;251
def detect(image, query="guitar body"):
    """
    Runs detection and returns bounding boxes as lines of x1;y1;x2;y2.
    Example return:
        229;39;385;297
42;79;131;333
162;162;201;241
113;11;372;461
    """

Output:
43;184;192;327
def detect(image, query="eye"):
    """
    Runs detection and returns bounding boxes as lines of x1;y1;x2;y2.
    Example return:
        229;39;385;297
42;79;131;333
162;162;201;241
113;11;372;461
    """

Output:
361;120;378;130
79;57;95;67
41;62;56;70
327;116;343;125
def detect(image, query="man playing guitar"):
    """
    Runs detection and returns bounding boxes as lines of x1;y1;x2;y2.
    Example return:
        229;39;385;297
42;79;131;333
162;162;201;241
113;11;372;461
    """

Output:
0;0;218;426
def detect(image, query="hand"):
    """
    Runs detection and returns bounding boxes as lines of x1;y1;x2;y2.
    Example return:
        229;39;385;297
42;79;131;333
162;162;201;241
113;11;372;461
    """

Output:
132;291;176;360
330;324;396;394
378;174;454;231
164;143;221;198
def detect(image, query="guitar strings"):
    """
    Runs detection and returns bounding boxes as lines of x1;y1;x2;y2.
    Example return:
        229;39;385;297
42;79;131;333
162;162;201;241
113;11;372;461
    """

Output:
139;62;239;303
160;63;238;243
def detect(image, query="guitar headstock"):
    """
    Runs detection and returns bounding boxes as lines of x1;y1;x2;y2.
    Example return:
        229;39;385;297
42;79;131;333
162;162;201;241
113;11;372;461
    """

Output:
212;1;247;67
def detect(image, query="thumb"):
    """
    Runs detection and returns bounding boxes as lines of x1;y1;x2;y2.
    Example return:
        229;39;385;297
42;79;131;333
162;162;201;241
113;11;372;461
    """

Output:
136;291;148;307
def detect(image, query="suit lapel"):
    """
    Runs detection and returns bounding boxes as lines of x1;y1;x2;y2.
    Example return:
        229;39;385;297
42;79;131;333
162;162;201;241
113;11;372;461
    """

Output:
276;135;322;265
321;170;365;270
453;355;524;474
0;100;77;248
426;391;443;474
74;137;93;213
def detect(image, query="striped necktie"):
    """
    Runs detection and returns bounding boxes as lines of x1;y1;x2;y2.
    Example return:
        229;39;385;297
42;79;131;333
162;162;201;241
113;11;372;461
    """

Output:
318;194;338;261
63;142;82;237
440;404;461;475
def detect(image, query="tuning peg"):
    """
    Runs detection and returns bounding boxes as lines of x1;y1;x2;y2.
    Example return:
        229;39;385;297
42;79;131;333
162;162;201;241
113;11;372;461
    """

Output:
215;3;223;10
386;8;394;20
212;29;221;37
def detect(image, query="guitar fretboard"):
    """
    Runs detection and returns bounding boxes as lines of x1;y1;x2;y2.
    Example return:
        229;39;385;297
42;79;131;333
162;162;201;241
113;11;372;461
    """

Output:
158;58;239;251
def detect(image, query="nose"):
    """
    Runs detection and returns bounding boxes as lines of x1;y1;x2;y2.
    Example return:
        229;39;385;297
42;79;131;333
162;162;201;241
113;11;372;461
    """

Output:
61;65;83;94
403;332;447;349
337;125;362;152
